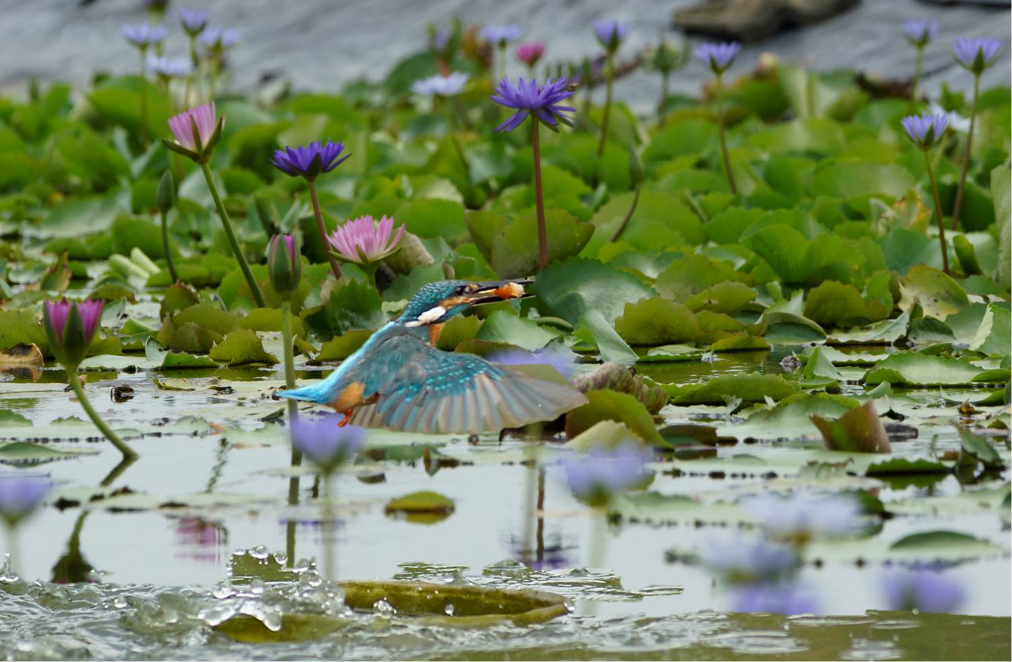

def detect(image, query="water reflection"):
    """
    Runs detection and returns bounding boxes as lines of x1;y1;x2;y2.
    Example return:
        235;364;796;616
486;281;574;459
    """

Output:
174;517;228;564
51;512;96;584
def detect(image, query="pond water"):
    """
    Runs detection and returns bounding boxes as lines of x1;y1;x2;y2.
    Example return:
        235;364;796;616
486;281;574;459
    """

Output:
2;343;1009;659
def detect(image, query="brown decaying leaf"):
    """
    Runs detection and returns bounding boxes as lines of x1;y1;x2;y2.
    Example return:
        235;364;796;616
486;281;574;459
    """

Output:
811;399;892;454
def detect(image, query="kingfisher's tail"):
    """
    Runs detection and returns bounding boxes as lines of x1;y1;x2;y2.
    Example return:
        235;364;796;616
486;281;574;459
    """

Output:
277;382;330;403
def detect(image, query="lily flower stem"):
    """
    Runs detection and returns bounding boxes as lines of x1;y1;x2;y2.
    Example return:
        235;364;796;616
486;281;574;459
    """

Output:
307;180;344;282
596;51;614;158
282;298;302;568
716;72;738;194
952;73;981;229
323;471;336;581
910;45;924;112
200;162;268;308
4;525;20;577
68;371;138;460
442;99;470;172
159;208;179;282
609;187;641;243
139;48;149;146
658;70;670;128
185;36;197;105
530;116;549;270
924;148;950;274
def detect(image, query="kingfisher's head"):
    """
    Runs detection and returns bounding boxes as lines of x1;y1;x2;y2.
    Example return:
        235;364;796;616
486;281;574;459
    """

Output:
397;279;532;327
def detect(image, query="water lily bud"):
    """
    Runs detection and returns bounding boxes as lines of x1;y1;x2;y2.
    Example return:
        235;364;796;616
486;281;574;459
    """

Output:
43;299;104;370
628;142;643;188
268;233;301;297
157;169;175;213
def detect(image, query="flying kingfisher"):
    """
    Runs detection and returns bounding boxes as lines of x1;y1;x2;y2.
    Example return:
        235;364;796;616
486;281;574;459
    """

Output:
278;280;588;434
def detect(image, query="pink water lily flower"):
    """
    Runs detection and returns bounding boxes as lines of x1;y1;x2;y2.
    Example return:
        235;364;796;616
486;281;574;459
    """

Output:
166;102;222;158
43;299;104;369
327;215;406;265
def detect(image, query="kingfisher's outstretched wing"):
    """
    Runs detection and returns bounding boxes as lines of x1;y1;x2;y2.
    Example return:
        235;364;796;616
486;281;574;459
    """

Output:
346;330;588;434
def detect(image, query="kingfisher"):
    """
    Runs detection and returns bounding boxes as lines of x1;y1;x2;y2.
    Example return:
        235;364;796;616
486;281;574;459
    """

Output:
278;280;588;434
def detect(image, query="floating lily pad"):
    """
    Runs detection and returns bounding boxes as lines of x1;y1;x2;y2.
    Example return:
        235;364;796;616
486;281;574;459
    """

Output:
864;353;984;387
209;328;279;366
385;491;455;524
664;373;799;405
811;400;891;453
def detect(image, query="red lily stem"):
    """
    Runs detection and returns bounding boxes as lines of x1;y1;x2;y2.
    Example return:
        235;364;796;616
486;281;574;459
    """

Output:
308;180;344;282
531;116;548;271
924;149;950;274
952;73;980;229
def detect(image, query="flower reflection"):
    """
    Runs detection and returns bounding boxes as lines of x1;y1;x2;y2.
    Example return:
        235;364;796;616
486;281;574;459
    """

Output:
174;517;227;563
506;533;575;571
730;580;821;616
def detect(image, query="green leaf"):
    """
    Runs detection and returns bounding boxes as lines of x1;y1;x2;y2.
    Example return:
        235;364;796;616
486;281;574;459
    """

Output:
316;329;374;361
0;309;47;356
395;198;468;243
464;210;510;263
991;165;1011;290
864;352;984;387
803;281;890;327
384;491;455;524
902;265;970;321
664;373;799;405
573;310;639;363
564;420;642;452
173;303;239;336
889;530;1000;556
684;282;756;315
802;346;844;380
956;426;1005;470
812;161;914;200
811;399;891;453
717;393;858;440
209;328;279;366
531;258;654;326
614;297;703;345
565;389;665;446
490;209;594;279
475;311;561;351
968;303;1011;358
828;309;910;344
654;254;752;301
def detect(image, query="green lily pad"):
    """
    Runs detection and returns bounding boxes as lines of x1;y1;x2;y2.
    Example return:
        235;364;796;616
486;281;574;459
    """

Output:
902;265;970;321
385;491;455;524
864;353;984;387
490;209;594;279
614;297;703;345
0;441;98;464
828;310;911;344
531;258;654;325
565;389;665;446
476;311;561;351
956;426;1005;470
572;310;639;363
316;329;373;361
665;373;799;405
717;393;858;440
803;281;890;327
654;254;751;302
209;328;279;366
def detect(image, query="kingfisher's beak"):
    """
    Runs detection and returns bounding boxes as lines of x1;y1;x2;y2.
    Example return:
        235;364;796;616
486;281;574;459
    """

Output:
466;279;534;306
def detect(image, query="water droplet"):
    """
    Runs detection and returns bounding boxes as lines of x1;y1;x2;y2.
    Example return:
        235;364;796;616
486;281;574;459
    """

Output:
248;578;266;596
272;551;288;565
444;603;455;616
212;580;235;599
239;600;283;632
373;598;397;616
249;545;270;561
197;602;237;626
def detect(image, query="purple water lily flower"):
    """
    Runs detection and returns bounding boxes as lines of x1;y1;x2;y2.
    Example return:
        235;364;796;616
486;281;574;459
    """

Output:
291;415;365;472
744;492;863;544
488;347;578;380
700;533;800;583
481;24;523;46
901;112;949;148
593;20;630;52
516;42;546;68
271;140;350;179
881;568;966;614
492;77;575;132
146;54;193;79
45;300;103;346
199;26;240;51
178;8;209;36
902;19;939;48
730;580;821;616
0;474;51;526
121;23;170;48
167;102;220;154
696;41;741;75
327;216;406;265
951;36;1003;74
557;442;650;506
411;72;470;98
43;299;104;369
